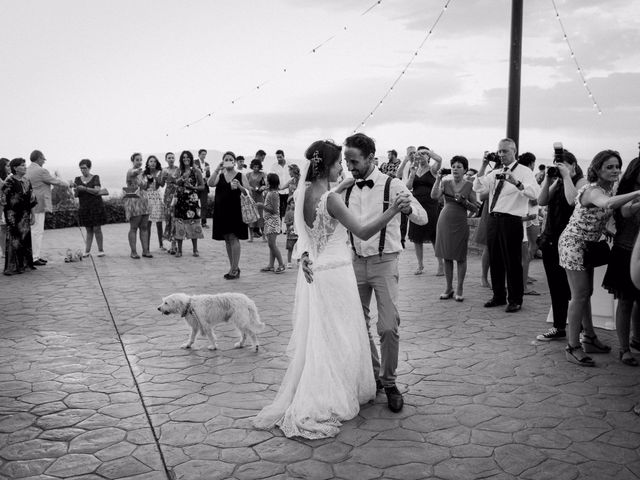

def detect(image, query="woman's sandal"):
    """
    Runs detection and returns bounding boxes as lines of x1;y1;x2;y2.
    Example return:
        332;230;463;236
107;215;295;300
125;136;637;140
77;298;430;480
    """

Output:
130;253;140;259
274;265;286;274
455;294;464;302
620;350;639;366
565;345;595;367
580;333;611;353
414;266;424;275
260;266;274;272
192;251;199;257
439;291;454;300
175;252;182;258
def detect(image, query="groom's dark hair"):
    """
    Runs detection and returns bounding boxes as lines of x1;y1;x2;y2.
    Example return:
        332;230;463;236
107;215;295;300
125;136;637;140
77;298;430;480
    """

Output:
344;133;376;158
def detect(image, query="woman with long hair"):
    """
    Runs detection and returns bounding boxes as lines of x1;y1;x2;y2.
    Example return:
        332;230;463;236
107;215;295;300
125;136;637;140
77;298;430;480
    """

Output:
123;153;151;259
253;139;408;439
603;156;640;366
246;158;266;241
173;151;204;257
559;150;640;366
144;155;165;251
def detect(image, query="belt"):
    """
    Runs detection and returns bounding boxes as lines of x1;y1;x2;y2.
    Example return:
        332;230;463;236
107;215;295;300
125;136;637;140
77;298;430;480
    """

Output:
490;212;519;219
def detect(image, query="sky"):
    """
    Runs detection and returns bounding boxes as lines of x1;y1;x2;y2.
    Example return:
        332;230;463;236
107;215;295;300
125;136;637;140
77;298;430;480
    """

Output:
2;0;639;183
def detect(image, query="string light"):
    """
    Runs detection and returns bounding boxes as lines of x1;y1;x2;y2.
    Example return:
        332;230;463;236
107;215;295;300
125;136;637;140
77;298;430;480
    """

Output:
167;0;385;136
352;0;454;133
551;0;602;115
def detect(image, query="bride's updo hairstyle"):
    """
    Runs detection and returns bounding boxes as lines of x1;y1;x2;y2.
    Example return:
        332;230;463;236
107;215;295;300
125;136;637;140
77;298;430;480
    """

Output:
304;140;342;181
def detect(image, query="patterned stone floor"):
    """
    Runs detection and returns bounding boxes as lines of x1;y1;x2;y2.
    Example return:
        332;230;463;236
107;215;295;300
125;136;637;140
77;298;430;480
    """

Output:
1;223;639;480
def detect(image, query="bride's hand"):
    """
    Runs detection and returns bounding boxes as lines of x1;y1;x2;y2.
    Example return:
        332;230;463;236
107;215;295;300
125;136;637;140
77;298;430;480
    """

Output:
301;255;314;284
392;193;411;213
334;177;355;194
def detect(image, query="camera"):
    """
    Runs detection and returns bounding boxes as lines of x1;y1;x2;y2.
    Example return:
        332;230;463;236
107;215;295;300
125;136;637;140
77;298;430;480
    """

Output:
546;166;559;178
495;173;506;180
553;142;564;162
485;152;499;164
440;168;451;175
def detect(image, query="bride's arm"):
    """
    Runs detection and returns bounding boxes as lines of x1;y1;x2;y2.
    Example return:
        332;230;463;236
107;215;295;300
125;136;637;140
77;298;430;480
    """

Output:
326;192;405;240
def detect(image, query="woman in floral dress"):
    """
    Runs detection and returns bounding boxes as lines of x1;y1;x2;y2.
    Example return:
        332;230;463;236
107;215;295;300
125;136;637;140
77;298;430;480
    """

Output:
144;155;165;251
2;158;37;275
559;150;640;366
161;152;179;254
173;150;204;257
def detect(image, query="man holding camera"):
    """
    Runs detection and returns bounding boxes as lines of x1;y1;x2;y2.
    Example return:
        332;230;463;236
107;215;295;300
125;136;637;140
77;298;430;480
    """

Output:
473;139;539;312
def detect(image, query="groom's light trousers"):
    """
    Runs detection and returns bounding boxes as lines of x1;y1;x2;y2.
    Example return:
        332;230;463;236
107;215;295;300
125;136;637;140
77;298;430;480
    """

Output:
353;252;400;388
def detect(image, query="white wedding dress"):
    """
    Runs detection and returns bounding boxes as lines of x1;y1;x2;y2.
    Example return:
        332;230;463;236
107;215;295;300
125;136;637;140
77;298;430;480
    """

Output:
253;190;375;439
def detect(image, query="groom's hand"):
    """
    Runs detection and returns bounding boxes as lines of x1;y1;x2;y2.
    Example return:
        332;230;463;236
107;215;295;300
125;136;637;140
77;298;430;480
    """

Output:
301;254;314;284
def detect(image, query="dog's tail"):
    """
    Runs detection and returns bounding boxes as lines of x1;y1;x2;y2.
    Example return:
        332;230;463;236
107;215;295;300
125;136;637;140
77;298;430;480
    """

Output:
247;300;264;330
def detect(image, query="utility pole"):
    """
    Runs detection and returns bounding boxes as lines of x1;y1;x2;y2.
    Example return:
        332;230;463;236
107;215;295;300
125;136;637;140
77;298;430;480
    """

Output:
506;0;523;149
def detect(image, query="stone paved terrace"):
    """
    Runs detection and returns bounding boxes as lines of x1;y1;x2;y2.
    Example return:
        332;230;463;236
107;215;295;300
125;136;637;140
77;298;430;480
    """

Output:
1;223;639;480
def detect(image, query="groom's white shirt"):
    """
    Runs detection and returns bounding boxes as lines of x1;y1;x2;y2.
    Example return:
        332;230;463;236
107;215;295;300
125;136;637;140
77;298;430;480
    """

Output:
346;167;428;257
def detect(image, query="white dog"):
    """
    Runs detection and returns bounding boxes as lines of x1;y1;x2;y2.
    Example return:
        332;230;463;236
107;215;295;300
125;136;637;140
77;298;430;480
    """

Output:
157;293;264;351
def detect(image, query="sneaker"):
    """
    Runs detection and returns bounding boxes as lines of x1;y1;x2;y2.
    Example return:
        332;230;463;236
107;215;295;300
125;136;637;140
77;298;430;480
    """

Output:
536;327;566;342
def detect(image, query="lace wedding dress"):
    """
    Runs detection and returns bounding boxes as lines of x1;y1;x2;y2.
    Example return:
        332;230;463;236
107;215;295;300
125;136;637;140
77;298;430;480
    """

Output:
253;190;376;439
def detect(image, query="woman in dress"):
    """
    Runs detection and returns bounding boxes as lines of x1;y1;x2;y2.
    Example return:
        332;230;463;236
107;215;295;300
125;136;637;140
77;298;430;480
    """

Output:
210;151;250;279
253;140;407;439
431;156;477;301
535;150;587;342
73;159;107;257
559;150;640;366
2;158;37;275
161;152;179;254
0;158;10;259
123;152;151;259
143;155;165;251
602;156;640;366
406;145;444;275
173;150;204;257
246;158;266;241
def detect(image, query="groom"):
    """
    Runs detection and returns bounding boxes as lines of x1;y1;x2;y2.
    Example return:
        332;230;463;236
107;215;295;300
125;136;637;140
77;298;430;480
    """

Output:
343;133;428;412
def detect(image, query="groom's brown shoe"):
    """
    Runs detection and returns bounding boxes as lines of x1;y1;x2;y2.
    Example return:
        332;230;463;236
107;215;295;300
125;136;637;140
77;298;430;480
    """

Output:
384;386;404;413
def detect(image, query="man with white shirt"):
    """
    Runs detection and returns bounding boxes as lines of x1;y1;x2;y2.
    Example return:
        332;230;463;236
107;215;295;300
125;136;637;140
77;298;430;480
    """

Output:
269;149;291;222
343;133;428;413
473;138;540;313
26;150;69;265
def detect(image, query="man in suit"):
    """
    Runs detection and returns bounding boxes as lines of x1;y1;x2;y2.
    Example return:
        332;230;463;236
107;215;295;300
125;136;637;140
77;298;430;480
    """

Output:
342;133;428;412
195;149;211;228
25;150;70;265
473;138;540;313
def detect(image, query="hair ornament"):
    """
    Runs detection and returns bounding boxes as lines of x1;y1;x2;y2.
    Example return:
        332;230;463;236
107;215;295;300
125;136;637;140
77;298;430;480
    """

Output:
310;150;321;178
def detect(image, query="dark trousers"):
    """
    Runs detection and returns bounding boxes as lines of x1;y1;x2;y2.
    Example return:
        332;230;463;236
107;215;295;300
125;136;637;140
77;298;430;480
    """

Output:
541;240;570;330
400;213;408;246
487;213;524;305
199;189;209;225
279;193;288;221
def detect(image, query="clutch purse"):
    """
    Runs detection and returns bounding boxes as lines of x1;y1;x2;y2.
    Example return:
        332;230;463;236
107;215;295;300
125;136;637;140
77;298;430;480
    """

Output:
122;186;140;199
583;240;610;269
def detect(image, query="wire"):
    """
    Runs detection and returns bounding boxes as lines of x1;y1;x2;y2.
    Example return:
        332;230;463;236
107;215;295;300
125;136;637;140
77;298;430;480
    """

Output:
352;0;455;133
550;0;602;115
168;0;384;136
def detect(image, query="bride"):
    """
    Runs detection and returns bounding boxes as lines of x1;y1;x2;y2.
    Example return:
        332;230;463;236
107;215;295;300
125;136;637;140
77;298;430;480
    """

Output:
253;140;411;439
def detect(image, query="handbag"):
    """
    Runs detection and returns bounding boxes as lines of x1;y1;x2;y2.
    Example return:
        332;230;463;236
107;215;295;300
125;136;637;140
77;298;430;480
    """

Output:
240;192;259;224
583;240;610;268
122;186;140;199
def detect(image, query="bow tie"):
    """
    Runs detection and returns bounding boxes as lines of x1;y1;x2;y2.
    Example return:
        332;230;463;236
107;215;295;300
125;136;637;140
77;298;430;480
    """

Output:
356;179;375;189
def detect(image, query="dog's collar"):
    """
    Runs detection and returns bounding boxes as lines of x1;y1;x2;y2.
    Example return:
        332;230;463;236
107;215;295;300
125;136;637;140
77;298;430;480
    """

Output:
181;299;192;317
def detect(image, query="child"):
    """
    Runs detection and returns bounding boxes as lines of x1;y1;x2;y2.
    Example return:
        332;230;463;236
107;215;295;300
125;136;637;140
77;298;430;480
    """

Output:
284;196;298;268
257;173;285;273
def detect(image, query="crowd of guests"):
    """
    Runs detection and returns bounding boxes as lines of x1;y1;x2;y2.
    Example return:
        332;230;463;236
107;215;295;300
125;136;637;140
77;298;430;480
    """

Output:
2;141;640;368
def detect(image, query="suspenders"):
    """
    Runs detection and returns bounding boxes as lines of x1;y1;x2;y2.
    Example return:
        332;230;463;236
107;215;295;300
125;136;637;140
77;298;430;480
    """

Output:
345;176;393;257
